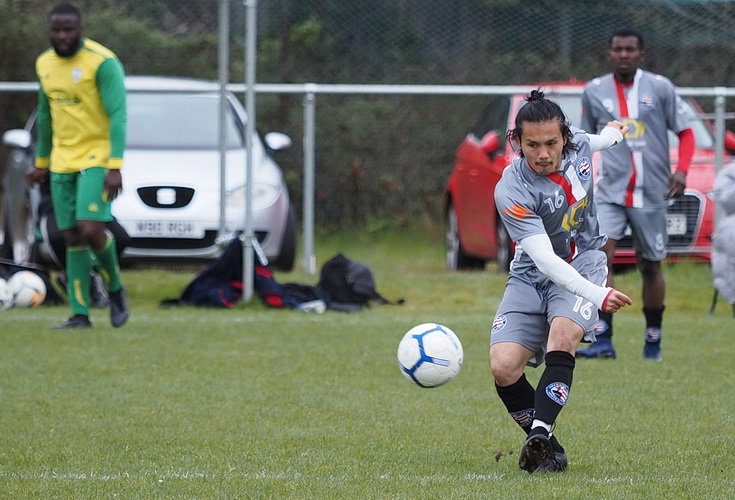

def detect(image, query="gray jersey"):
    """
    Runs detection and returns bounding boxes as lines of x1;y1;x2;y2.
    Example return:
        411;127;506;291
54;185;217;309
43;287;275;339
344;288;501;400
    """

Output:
581;69;690;208
494;128;606;276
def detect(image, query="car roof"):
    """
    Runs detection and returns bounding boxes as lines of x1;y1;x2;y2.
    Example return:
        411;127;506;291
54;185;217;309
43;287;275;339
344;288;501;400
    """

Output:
125;75;221;92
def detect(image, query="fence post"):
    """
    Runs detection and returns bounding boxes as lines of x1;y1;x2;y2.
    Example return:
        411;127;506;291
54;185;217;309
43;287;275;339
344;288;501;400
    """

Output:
302;84;317;274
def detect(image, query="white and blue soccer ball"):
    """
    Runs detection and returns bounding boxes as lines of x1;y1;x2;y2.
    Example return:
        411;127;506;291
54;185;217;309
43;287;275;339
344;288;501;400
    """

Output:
0;278;13;311
8;271;46;308
397;323;463;388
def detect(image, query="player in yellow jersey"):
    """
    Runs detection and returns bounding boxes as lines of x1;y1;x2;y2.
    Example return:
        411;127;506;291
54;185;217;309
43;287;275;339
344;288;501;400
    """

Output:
27;2;129;329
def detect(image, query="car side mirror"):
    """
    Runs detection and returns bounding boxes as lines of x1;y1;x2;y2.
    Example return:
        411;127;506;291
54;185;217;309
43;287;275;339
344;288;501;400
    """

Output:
725;130;735;156
264;131;292;152
2;129;32;149
480;131;501;160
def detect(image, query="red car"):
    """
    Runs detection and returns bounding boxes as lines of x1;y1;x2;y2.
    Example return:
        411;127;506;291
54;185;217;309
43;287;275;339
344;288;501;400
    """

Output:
445;82;735;271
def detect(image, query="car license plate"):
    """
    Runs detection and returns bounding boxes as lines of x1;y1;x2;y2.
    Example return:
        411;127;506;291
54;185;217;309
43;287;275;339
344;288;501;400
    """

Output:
666;213;687;236
129;220;205;238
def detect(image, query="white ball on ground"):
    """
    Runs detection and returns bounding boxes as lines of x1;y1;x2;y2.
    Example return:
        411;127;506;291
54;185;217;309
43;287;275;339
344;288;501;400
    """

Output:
8;271;47;308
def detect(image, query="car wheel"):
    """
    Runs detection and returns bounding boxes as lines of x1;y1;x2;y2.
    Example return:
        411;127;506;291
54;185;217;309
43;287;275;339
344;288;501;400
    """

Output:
495;218;512;273
446;201;485;271
272;205;297;272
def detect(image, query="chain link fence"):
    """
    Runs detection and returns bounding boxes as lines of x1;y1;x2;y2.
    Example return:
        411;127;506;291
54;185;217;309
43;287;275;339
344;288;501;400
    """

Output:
2;0;735;231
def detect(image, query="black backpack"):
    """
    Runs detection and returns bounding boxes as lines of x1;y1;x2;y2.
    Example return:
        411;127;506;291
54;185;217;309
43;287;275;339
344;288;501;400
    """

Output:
316;253;403;312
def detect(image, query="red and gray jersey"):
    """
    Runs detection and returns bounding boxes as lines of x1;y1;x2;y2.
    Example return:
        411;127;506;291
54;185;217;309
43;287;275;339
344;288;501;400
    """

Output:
581;69;690;208
494;128;607;276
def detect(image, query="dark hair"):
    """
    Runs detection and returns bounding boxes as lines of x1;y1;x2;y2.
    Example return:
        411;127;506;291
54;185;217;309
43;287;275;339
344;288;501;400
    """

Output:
506;89;577;157
608;28;644;51
50;2;81;21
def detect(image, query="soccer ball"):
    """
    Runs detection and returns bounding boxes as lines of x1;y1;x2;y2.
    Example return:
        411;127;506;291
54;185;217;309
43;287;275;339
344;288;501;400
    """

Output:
397;323;463;388
8;271;47;308
0;278;13;311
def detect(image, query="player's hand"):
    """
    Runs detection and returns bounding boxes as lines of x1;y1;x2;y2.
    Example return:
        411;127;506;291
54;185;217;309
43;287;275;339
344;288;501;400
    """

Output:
25;167;48;188
602;289;632;313
605;120;629;137
103;169;123;201
666;170;687;198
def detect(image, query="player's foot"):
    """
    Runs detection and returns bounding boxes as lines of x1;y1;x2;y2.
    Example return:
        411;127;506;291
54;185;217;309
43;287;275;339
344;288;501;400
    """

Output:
643;327;662;361
109;286;130;328
90;274;109;308
576;336;616;359
535;435;568;473
52;314;92;329
519;428;551;473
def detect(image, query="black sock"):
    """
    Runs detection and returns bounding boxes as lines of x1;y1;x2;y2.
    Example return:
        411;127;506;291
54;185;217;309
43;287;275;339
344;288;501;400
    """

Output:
495;373;536;435
643;306;665;329
534;351;575;426
598;310;613;338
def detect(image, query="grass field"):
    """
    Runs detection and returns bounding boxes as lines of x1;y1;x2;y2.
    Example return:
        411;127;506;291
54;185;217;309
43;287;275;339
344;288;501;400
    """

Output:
1;227;734;499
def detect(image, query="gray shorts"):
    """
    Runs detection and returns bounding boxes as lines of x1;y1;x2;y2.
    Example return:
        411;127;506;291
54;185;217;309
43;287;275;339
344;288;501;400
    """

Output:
490;250;608;367
596;201;667;262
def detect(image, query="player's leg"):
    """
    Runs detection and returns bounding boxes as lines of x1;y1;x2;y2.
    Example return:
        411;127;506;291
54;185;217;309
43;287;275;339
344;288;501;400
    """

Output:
630;207;667;360
49;172;92;329
577;203;625;359
76;168;129;327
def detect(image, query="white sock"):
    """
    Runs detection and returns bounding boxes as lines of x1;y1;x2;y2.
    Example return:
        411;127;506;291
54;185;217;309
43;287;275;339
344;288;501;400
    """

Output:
531;419;552;434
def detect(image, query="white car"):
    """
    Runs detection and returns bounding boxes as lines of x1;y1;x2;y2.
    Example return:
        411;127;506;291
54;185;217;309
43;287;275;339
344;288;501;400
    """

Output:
1;76;297;270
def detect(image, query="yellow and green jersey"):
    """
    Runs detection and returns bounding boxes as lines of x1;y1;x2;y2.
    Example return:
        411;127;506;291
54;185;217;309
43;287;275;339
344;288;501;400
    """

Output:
35;38;126;173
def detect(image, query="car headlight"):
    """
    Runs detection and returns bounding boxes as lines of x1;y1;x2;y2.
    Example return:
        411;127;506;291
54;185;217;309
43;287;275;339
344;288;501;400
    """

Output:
226;183;281;209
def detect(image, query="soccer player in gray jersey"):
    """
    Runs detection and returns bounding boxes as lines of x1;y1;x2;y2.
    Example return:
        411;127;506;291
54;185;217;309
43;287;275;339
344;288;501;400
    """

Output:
577;28;694;361
490;90;632;473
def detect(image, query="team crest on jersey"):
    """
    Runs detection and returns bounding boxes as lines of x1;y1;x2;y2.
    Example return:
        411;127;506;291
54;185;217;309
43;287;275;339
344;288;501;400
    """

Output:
640;95;655;110
510;408;535;427
546;382;570;406
492;314;507;333
72;67;83;82
575;157;592;180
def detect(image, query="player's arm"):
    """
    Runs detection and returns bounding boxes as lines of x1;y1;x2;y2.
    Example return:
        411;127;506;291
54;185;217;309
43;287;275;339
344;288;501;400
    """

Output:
97;57;127;170
667;128;695;198
27;83;52;187
587;121;628;152
519;233;632;313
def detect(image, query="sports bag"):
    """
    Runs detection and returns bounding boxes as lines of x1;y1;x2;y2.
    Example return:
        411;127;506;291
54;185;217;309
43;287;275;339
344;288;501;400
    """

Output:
316;253;403;312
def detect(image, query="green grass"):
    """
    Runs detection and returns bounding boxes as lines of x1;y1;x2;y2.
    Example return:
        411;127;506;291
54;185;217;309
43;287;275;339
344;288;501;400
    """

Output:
1;227;734;499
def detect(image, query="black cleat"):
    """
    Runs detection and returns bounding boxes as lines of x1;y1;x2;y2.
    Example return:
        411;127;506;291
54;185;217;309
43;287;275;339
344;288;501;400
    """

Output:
109;286;130;328
519;429;552;473
52;314;92;330
535;435;568;473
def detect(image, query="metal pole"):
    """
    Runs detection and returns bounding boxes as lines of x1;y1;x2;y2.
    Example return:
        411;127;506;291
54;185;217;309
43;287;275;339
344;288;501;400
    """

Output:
302;84;317;274
217;0;230;244
714;87;727;229
242;0;257;301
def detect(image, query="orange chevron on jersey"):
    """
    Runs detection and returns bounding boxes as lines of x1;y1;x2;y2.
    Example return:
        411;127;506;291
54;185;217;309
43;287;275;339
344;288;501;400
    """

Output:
504;203;532;220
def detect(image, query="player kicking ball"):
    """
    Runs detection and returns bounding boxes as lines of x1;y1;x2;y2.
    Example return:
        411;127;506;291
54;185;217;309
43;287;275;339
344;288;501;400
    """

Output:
489;90;632;473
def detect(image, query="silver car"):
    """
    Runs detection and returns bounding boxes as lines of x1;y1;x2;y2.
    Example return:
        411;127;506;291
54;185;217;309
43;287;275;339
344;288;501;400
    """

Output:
1;76;297;270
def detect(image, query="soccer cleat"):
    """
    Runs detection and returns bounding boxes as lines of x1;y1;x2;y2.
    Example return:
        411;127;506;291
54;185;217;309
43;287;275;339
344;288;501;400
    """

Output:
643;327;662;361
519;429;552;473
535;435;568;473
576;336;616;359
52;314;92;329
90;274;109;308
109;286;130;328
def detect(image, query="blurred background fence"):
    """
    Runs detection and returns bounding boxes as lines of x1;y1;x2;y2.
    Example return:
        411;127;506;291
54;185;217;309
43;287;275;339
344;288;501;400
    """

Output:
2;0;735;231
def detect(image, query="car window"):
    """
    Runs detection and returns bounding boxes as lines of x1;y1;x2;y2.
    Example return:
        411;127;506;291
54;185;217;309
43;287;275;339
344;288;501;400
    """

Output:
472;97;511;139
126;94;244;149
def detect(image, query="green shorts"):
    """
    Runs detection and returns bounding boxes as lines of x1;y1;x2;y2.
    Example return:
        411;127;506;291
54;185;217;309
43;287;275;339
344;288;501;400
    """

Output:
51;167;114;231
